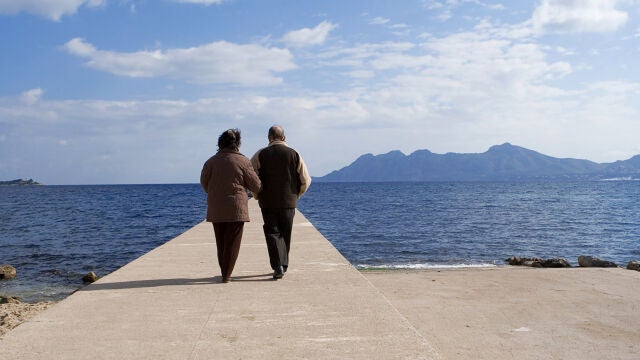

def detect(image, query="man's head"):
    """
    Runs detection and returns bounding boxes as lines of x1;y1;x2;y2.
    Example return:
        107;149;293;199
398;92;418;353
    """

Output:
218;128;241;151
268;125;285;143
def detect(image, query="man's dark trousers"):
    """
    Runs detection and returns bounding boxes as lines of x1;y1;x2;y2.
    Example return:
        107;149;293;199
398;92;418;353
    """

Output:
261;208;295;271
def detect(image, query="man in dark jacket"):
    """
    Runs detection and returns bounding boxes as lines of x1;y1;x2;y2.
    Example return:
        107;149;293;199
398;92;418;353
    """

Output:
251;125;311;280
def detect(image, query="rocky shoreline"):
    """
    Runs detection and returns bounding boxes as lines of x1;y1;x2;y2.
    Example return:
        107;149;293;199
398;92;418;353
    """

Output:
506;255;640;270
0;264;98;337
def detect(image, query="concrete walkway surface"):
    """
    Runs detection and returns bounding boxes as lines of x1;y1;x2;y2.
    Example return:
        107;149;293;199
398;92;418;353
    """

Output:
364;267;640;360
0;200;440;359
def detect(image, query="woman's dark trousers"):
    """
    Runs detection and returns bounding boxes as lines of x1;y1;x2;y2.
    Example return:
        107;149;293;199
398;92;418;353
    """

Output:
212;222;245;278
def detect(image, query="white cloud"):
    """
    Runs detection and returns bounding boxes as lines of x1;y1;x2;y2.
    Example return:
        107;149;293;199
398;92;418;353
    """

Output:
0;0;105;21
438;10;453;21
531;0;629;34
370;17;390;25
474;0;505;11
20;88;44;105
63;38;296;86
346;70;375;79
0;0;226;21
423;0;504;21
65;38;96;56
391;23;410;29
282;21;338;47
422;1;444;10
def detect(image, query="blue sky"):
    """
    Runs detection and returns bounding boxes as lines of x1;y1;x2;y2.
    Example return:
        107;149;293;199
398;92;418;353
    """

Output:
1;0;639;184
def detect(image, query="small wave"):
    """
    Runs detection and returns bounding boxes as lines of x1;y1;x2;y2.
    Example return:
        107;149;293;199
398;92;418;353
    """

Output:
356;263;498;270
600;177;640;181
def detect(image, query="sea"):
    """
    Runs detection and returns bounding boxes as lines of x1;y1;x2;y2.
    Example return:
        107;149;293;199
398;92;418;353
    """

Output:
1;181;639;302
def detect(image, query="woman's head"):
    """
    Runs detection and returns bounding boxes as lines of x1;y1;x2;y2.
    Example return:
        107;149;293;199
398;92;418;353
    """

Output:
218;128;241;151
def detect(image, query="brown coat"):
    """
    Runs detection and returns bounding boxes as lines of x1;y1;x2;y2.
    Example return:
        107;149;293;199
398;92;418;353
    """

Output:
200;149;261;223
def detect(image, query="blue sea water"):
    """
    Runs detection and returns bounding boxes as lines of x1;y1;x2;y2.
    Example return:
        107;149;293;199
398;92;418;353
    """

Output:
1;184;207;302
1;181;639;302
298;182;640;269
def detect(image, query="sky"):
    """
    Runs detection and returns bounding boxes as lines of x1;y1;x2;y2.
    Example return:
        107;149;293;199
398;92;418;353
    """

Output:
1;0;639;184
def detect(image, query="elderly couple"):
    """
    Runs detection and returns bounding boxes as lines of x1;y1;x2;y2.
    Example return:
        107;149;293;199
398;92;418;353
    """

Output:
200;125;311;283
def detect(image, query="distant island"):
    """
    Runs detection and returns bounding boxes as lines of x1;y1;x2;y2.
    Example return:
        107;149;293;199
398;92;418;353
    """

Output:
0;178;44;186
316;143;640;182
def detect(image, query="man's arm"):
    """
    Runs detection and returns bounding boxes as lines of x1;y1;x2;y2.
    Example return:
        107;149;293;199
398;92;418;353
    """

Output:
243;160;262;197
250;150;261;175
249;150;262;200
297;155;311;197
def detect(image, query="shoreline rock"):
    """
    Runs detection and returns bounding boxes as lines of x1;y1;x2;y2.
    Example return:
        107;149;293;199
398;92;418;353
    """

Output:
506;256;571;268
0;265;17;280
82;271;99;283
577;256;618;268
1;296;21;304
627;261;640;271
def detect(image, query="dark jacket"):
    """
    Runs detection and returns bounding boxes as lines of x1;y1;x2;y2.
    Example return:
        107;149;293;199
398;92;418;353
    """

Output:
250;141;311;209
200;149;261;223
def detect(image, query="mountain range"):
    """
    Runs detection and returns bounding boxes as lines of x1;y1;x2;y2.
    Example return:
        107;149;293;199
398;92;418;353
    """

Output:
316;143;640;182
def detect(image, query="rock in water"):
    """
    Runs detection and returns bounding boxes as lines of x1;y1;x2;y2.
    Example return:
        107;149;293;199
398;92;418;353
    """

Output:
577;256;618;268
540;258;572;268
506;257;571;268
0;265;17;280
82;272;99;283
627;261;640;271
506;256;541;266
0;296;21;304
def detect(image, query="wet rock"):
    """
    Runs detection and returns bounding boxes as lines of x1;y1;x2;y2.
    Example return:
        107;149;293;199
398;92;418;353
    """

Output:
506;256;541;266
82;272;99;283
0;265;17;280
539;258;572;268
506;257;571;268
0;296;21;304
627;261;640;272
577;256;618;268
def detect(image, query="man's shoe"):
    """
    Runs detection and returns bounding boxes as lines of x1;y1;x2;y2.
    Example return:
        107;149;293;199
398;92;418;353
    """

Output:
221;277;230;283
273;266;284;280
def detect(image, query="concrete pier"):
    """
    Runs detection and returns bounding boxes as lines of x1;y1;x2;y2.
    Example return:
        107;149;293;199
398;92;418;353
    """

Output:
0;200;440;359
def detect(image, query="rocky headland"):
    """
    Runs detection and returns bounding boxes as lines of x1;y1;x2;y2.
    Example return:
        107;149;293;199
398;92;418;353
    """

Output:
0;178;43;186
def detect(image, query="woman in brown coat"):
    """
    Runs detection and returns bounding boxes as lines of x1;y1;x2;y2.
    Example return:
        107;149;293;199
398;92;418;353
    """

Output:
200;129;261;283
